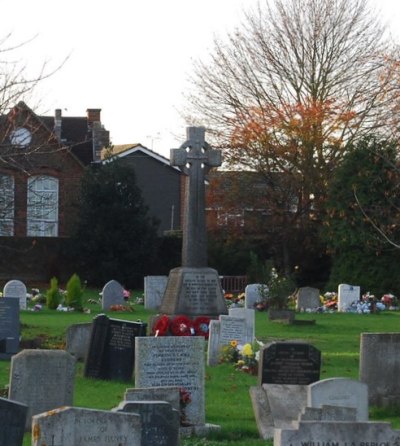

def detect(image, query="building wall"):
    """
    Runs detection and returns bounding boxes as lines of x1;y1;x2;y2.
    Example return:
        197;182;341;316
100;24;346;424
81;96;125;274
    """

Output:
121;151;182;235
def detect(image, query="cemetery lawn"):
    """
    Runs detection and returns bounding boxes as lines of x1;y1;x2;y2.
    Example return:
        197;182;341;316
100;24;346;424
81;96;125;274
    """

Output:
0;295;399;446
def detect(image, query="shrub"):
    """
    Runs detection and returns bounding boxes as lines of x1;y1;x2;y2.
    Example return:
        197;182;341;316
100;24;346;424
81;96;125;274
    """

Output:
46;277;62;310
65;273;83;310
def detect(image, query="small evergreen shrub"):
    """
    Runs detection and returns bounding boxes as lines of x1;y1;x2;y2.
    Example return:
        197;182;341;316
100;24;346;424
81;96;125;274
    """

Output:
66;273;83;310
46;277;62;310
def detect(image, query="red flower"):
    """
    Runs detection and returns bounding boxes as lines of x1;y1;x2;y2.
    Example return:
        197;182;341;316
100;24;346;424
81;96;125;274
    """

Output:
193;316;211;339
153;315;170;336
170;315;193;336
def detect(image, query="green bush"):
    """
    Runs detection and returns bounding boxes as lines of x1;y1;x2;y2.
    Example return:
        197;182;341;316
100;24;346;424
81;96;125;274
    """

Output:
66;273;83;310
46;277;62;310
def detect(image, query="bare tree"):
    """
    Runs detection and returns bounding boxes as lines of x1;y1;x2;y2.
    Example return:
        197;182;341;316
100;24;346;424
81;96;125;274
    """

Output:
187;0;400;210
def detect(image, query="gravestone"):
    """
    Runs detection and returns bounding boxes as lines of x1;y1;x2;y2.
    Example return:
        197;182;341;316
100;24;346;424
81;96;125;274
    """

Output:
114;400;180;446
159;127;228;317
249;384;308;440
135;336;205;425
0;297;19;359
9;349;75;431
3;279;27;310
299;405;357;421
360;332;400;406
32;406;141;446
84;314;147;381
101;279;125;311
0;397;28;446
124;386;181;412
144;275;168;310
65;322;92;361
308;377;368;421
258;342;321;386
245;284;267;309
228;307;255;343
274;420;400;446
207;314;252;366
295;287;320;311
338;283;360;311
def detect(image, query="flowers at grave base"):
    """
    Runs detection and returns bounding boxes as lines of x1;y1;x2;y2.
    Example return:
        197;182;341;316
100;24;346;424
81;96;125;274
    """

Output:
225;292;245;308
193;316;211;338
170;315;194;336
381;293;398;309
179;387;192;426
109;304;133;312
123;289;130;300
153;314;170;336
219;340;259;375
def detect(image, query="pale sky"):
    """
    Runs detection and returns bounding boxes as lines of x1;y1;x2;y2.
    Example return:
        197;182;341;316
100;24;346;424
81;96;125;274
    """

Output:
2;0;400;158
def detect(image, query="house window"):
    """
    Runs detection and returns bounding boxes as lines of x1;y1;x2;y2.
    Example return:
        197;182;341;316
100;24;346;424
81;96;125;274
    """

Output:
27;175;59;236
0;174;14;236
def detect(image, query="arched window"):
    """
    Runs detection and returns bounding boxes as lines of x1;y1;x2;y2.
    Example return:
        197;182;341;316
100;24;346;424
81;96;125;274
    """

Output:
27;175;59;236
0;174;14;236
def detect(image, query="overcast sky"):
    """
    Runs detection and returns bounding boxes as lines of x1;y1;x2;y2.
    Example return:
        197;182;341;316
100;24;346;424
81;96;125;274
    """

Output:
3;0;400;158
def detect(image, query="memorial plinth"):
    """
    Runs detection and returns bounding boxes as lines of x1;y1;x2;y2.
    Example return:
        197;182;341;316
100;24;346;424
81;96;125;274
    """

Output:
159;267;227;317
159;127;228;318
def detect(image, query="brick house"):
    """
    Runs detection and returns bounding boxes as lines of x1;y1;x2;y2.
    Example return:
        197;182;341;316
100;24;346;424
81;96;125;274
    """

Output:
0;102;109;281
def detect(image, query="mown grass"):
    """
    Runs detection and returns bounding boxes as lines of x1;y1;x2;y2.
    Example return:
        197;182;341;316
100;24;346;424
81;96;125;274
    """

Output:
0;292;397;446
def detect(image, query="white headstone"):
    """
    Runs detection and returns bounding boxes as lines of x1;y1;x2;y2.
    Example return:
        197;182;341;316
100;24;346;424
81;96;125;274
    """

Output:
307;378;368;421
338;283;360;311
245;283;267;309
229;307;255;343
32;406;141;446
3;280;27;310
101;280;125;310
144;275;168;310
135;336;205;425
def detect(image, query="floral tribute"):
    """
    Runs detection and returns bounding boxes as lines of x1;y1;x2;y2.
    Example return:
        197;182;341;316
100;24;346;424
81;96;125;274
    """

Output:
152;314;211;338
219;340;259;375
179;387;192;426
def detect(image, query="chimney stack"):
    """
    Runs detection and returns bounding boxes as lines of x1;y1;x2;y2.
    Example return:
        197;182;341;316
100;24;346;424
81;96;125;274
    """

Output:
87;108;101;129
54;109;62;140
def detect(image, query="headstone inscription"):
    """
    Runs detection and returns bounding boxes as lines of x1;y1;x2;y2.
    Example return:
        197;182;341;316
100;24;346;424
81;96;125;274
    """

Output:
0;397;28;446
307;377;368;421
360;332;400;406
101;279;125;311
207;315;248;366
338;283;360;311
9;349;75;431
135;336;205;425
84;314;147;381
229;307;255;343
32;406;141;446
65;322;92;361
144;275;168;310
274;420;400;446
159;127;228;317
0;297;19;359
295;287;320;311
3;279;27;310
114;400;180;446
258;342;321;386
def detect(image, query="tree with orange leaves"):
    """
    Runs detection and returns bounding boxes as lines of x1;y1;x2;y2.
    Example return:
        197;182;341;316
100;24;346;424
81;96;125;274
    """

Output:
188;0;400;279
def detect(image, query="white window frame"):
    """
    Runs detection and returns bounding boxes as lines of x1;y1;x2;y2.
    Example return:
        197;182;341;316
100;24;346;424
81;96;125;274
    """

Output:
27;175;59;237
0;174;14;236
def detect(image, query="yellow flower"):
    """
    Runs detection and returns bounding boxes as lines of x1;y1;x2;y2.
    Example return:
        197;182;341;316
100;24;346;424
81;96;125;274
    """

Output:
242;343;253;357
230;340;238;348
237;360;245;366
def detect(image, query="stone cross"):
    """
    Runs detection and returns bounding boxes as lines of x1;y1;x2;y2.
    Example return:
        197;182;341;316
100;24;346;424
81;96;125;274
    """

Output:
170;127;221;267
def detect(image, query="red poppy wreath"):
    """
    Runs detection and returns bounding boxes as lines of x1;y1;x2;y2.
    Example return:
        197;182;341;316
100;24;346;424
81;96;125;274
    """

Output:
170;315;194;336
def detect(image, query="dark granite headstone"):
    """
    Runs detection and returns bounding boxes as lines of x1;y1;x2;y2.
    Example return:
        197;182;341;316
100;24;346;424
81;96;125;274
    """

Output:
114;400;180;446
84;314;147;381
0;397;27;445
0;298;19;359
258;342;321;385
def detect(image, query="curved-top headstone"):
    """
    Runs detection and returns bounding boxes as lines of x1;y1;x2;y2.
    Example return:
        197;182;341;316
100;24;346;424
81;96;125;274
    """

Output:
101;280;125;310
3;280;27;310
